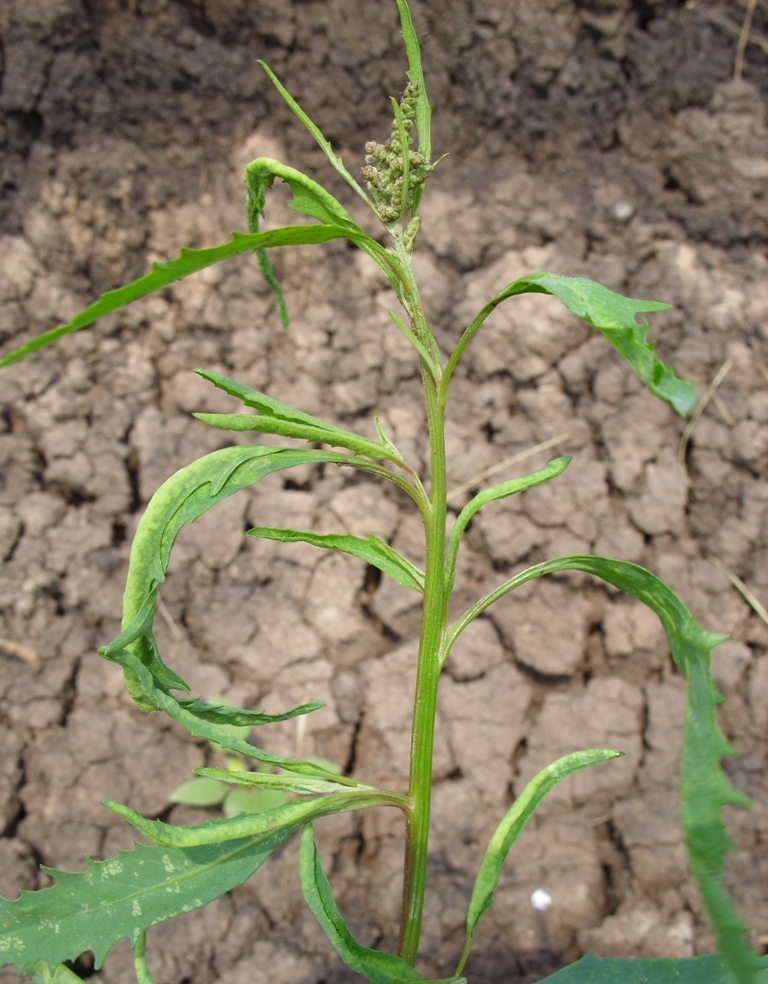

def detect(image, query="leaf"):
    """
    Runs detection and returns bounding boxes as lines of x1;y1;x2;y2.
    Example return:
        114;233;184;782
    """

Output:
197;768;360;797
0;226;347;368
222;788;287;817
133;932;155;984
98;443;379;780
245;157;360;232
247;527;425;593
534;951;731;983
446;273;696;416
258;61;372;209
395;0;431;177
194;369;404;464
445;456;570;596
175;696;323;728
456;750;621;975
170;777;227;807
450;555;767;983
25;962;84;984
0;831;291;974
104;791;397;849
299;824;428;984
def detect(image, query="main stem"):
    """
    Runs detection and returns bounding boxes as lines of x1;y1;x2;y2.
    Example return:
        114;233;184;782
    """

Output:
396;238;449;965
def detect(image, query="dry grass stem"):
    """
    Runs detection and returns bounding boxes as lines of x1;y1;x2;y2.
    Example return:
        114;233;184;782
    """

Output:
678;359;733;485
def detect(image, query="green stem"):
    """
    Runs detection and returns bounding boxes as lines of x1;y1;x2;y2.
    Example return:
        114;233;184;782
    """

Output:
394;232;448;965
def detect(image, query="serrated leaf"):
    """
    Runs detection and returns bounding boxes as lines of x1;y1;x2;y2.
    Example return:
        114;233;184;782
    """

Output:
299;824;428;984
457;750;621;975
170;777;227;807
0;831;291;974
105;791;395;849
196;768;359;797
534;951;731;983
194;369;403;463
0;227;347;368
451;555;767;983
449;273;695;416
247;527;425;592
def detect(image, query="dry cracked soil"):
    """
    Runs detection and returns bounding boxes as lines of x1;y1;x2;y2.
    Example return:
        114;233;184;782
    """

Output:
1;1;768;982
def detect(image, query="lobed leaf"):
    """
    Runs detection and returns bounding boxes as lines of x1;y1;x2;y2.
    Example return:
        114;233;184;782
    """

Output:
194;369;404;464
446;273;696;416
457;750;621;975
450;556;767;983
0;227;346;367
535;951;731;983
248;527;425;592
0;831;291;974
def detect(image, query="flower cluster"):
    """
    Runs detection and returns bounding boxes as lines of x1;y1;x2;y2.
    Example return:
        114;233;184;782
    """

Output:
362;81;434;224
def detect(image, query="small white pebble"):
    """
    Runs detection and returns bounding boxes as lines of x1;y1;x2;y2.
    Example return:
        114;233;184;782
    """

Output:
530;889;552;912
612;200;634;222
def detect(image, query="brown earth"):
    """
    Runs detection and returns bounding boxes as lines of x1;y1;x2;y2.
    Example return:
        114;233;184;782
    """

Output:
1;1;768;982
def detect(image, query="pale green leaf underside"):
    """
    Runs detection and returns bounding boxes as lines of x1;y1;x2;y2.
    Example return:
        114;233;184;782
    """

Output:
197;768;363;797
458;749;621;974
0;831;290;974
536;951;731;983
170;777;227;807
248;527;425;592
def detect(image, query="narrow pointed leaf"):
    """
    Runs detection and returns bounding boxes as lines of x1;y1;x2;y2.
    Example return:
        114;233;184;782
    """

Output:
446;456;570;593
258;61;372;208
458;750;621;974
299;824;428;984
196;768;362;797
133;932;154;984
395;0;431;169
247;527;425;592
105;792;397;849
0;831;291;974
194;369;404;463
0;227;346;367
535;951;731;983
175;696;323;727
